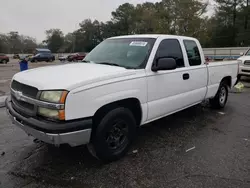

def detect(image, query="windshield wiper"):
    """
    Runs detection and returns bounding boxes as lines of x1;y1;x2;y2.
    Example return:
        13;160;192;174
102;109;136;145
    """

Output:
97;62;122;67
82;60;91;63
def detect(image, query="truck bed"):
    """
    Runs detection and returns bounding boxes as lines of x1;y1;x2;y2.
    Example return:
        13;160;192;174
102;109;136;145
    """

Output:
206;60;238;98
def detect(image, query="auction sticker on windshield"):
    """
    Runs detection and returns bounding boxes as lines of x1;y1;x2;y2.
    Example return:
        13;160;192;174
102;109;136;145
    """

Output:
129;41;148;47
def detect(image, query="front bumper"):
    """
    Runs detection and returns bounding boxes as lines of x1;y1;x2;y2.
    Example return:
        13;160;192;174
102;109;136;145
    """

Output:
5;97;92;147
239;65;250;76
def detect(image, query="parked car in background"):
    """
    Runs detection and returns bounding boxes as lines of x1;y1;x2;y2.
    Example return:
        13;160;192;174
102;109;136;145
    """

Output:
237;48;250;80
26;54;33;60
34;48;51;54
0;53;9;64
6;34;238;162
67;53;86;62
30;53;55;63
13;54;20;59
58;55;67;61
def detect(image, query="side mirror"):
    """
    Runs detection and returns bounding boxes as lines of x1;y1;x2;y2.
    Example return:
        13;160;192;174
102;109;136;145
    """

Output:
240;52;244;56
152;57;177;72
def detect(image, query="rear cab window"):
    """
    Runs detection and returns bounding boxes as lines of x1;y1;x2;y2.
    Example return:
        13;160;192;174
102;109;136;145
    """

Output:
155;39;185;68
183;40;202;66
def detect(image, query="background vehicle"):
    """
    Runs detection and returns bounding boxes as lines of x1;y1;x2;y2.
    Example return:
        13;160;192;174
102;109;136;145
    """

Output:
34;48;51;54
0;53;9;64
58;55;67;61
67;53;86;62
6;35;238;162
13;54;20;59
237;48;250;80
30;53;55;63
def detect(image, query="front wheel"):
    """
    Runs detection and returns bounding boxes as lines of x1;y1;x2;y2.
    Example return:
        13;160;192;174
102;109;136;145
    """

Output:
210;82;228;109
89;107;137;162
2;60;7;64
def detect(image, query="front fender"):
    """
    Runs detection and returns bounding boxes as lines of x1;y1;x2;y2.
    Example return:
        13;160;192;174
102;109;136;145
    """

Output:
64;77;147;121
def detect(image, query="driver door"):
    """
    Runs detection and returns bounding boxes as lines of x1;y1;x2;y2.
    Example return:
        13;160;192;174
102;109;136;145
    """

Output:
146;38;195;121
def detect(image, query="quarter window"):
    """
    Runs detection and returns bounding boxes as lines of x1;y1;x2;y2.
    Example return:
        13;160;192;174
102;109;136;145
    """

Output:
155;39;185;68
183;40;202;66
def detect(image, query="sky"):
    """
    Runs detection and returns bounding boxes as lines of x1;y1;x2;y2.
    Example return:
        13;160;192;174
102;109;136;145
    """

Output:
0;0;160;42
0;0;215;42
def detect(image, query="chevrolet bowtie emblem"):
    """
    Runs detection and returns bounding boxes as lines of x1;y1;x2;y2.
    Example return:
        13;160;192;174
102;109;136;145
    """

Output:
15;91;23;100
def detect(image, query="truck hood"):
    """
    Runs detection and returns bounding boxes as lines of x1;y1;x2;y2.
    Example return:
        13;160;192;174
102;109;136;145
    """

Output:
13;63;136;90
238;56;250;61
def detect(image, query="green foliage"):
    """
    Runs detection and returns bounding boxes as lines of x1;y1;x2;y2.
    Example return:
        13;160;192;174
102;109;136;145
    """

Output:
0;32;37;54
44;29;64;53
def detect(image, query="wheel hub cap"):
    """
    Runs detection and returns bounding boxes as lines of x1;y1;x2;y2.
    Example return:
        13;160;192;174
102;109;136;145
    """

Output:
219;87;226;104
106;120;128;150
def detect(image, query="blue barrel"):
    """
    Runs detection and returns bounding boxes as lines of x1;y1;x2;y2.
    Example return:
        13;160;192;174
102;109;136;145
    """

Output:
19;60;28;71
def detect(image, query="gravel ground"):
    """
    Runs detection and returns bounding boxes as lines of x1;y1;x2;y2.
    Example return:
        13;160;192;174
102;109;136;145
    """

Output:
0;60;250;188
0;86;250;187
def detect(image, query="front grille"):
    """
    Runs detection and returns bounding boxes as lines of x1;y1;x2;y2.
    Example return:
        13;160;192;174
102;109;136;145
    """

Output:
12;94;34;111
11;80;38;117
242;69;250;73
244;60;250;65
11;80;38;98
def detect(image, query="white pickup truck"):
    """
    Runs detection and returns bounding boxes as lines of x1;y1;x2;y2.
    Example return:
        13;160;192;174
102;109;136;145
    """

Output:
237;48;250;79
6;35;238;162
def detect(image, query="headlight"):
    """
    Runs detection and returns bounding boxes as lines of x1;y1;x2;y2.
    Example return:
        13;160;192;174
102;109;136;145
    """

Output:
38;90;68;120
237;60;243;64
40;90;68;103
38;107;65;120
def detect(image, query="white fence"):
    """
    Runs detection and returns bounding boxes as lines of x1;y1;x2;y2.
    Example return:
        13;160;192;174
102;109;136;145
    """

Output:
203;47;249;60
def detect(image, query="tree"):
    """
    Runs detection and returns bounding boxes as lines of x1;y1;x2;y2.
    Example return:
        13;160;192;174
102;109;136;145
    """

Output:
111;3;136;35
0;34;9;53
44;29;64;53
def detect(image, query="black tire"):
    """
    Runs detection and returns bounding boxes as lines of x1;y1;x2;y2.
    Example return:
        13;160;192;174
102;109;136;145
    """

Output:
2;60;7;64
237;75;241;81
89;107;137;162
209;82;228;109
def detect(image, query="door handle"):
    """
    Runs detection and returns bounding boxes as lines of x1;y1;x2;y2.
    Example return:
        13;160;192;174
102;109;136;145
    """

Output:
183;73;190;80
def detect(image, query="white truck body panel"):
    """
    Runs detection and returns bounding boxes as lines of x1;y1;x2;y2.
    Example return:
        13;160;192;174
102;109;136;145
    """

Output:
12;63;133;90
64;35;238;124
7;34;239;148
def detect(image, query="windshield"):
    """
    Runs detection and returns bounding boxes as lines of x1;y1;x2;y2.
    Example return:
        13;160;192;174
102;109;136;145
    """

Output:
84;38;156;69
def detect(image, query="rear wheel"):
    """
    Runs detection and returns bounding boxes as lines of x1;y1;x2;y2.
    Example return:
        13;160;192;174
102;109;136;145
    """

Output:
2;60;7;64
89;107;137;162
210;82;228;109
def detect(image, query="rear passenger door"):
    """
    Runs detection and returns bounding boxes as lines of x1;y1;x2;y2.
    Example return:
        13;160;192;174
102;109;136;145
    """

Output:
182;39;207;104
147;39;195;121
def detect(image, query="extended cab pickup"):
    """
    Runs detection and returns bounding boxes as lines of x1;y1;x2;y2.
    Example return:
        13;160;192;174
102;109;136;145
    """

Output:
6;35;238;162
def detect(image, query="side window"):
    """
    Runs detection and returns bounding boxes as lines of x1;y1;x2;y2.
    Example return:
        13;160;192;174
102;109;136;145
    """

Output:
183;40;202;66
156;39;184;68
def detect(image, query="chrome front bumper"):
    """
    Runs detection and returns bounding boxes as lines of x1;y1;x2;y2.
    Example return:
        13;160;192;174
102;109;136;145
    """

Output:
6;97;92;147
